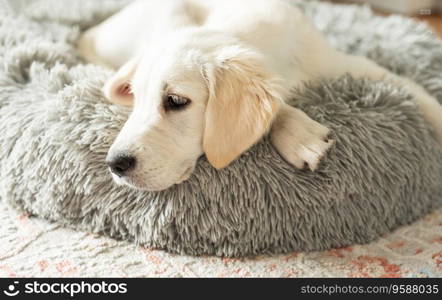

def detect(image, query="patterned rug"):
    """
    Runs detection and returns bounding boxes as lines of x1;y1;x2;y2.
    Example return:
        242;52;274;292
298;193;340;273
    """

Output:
1;202;440;277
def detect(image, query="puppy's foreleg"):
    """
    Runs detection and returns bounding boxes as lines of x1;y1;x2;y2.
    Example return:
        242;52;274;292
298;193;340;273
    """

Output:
270;104;334;171
332;54;442;143
77;29;115;69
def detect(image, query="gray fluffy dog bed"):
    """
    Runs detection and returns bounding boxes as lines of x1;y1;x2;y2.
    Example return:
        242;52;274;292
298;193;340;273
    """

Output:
1;0;442;257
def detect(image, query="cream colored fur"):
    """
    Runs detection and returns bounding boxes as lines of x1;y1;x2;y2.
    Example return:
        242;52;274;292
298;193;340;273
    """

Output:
77;0;442;191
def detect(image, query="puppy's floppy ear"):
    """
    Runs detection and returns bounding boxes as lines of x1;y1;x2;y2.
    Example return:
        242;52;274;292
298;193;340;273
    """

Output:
103;58;138;106
203;46;282;169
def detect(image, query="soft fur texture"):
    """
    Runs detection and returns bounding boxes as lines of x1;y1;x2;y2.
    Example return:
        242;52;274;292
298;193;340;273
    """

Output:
0;0;441;257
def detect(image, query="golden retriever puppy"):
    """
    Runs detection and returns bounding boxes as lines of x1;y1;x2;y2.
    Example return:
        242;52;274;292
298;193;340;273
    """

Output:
78;0;442;191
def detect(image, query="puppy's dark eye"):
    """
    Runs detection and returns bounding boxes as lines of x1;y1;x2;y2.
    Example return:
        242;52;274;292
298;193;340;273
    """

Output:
164;94;190;111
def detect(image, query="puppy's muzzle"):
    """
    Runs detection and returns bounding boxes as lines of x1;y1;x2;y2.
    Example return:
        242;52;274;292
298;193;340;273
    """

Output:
107;154;136;177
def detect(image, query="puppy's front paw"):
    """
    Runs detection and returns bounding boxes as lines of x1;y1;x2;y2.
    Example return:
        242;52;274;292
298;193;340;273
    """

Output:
270;105;334;171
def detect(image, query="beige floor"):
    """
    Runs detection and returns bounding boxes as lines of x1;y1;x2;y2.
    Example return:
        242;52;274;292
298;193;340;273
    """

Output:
415;14;442;37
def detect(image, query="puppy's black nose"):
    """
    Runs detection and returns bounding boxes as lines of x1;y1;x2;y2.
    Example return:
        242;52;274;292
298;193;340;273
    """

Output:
107;155;136;177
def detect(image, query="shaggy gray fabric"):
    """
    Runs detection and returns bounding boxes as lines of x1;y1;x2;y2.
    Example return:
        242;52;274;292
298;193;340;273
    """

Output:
0;0;441;257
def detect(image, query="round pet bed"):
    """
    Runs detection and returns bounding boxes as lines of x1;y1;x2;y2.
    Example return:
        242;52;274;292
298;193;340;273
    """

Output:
0;0;441;257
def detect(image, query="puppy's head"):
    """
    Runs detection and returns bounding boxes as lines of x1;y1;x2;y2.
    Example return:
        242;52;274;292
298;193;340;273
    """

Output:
105;31;282;191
